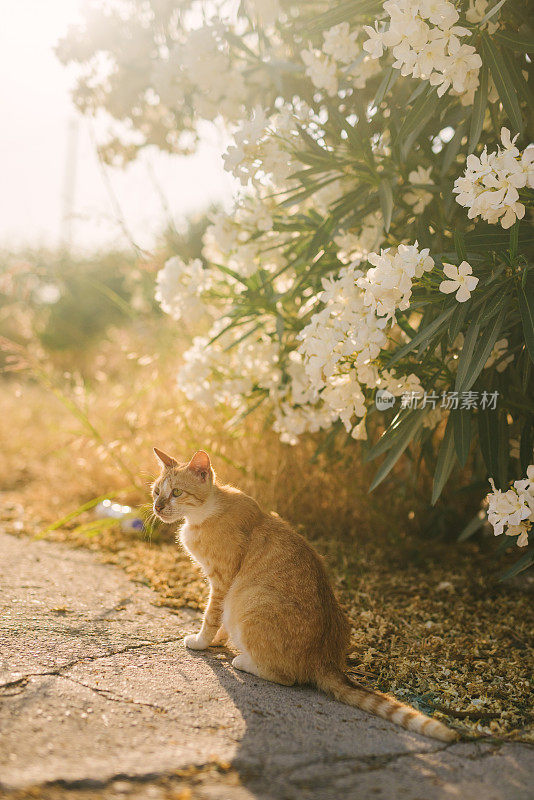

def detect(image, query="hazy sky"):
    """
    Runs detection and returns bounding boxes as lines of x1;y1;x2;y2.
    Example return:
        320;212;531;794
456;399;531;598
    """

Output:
0;1;235;253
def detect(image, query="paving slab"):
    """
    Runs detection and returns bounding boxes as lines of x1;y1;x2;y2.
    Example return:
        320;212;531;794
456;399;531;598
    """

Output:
0;531;532;799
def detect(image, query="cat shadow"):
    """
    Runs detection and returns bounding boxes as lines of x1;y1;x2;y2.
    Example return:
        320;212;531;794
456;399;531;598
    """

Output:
187;646;448;798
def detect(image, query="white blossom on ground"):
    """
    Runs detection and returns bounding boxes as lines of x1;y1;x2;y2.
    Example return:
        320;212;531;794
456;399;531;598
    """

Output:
453;129;534;229
439;261;478;302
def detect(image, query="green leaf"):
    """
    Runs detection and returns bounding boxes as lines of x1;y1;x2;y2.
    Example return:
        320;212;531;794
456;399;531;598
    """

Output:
432;416;457;504
498;411;510;489
510;220;519;260
387;306;455;368
499;550;534;582
378;179;394;233
368;414;425;491
495;29;534;52
453;408;471;467
373;66;399;107
478;409;500;484
517;271;534;363
480;0;507;24
448;301;470;345
458;511;486;541
482;33;524;135
468;66;488;154
520;419;533;474
366;410;424;460
395;87;439;160
36;488;134;537
440;121;466;177
453;230;467;262
454;315;481;392
457;298;508;393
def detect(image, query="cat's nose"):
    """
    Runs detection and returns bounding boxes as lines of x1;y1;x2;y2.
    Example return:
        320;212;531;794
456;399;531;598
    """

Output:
155;499;165;512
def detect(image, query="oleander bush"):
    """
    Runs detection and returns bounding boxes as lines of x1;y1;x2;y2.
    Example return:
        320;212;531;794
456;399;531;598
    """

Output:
58;0;534;571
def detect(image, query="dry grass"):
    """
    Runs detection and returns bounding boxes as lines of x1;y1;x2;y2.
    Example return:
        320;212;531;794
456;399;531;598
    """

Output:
1;323;532;743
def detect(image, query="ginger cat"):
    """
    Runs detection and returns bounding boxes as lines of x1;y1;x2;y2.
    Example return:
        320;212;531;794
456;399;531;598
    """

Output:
152;447;457;743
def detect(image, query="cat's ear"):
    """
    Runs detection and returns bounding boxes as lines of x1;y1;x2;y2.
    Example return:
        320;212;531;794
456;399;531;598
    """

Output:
187;450;211;482
153;447;177;469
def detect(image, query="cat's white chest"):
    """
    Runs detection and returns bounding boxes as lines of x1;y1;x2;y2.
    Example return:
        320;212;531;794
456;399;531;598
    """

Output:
179;523;209;574
179;522;198;555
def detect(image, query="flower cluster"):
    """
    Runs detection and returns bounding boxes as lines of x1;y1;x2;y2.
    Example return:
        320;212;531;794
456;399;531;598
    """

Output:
295;243;432;439
363;0;482;102
454;129;534;229
155;257;212;325
302;22;381;97
358;242;435;318
177;318;281;411
486;467;534;548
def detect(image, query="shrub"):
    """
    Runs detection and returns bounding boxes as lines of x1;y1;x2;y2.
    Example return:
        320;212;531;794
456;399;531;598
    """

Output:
59;1;534;568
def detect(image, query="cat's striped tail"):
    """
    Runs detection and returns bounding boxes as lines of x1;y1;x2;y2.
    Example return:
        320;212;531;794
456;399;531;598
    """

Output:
317;671;458;743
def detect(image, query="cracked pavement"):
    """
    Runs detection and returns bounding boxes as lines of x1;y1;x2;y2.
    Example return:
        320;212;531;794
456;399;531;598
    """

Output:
1;531;532;799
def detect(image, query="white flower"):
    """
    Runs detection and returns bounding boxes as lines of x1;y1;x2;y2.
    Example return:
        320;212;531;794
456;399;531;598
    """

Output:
363;23;385;59
439;261;478;302
155;257;212;323
301;47;338;96
323;23;360;64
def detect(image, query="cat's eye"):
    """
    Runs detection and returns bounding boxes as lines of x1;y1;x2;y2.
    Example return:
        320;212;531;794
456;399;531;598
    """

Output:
172;488;182;497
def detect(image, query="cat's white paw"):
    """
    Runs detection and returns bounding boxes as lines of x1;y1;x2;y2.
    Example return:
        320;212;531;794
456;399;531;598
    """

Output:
184;633;209;650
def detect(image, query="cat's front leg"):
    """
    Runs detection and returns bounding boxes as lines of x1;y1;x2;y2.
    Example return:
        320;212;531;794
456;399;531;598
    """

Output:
184;583;225;650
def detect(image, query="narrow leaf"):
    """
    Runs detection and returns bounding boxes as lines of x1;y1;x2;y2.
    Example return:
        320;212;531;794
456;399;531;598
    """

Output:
480;0;507;24
448;302;470;345
379;179;394;233
366;410;424;460
499;550;534;582
468;66;488;154
432;416;456;504
395;87;439;160
517;271;534;363
373;66;398;106
482;33;524;134
458;298;508;393
441;121;466;176
454;230;467;262
498;411;510;489
478;409;500;484
495;29;534;53
458;511;486;541
369;415;425;491
520;419;533;474
453;408;471;467
455;315;481;392
387;306;455;367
